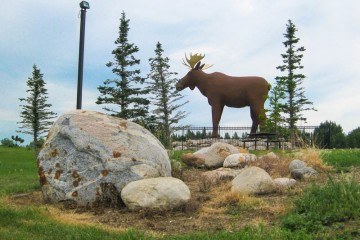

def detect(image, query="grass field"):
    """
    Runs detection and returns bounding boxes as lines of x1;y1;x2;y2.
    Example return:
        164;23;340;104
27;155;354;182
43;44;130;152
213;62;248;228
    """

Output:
0;147;39;196
1;146;359;239
321;149;360;171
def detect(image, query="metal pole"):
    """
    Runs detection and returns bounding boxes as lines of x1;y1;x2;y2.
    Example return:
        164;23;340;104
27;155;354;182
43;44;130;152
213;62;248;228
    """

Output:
76;8;87;109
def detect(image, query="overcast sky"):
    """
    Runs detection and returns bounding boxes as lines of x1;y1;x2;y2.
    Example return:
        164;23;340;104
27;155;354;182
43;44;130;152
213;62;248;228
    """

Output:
1;0;359;143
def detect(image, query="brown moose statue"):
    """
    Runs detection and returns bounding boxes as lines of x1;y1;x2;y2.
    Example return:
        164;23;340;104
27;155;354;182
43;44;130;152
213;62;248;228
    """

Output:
176;53;270;138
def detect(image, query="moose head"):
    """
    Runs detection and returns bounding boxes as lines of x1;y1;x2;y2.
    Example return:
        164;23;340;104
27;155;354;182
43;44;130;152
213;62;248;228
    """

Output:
175;53;212;91
176;53;269;138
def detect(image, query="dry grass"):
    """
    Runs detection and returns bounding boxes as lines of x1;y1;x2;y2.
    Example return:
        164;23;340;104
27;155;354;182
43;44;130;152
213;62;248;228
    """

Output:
248;153;292;178
247;149;332;179
293;148;333;171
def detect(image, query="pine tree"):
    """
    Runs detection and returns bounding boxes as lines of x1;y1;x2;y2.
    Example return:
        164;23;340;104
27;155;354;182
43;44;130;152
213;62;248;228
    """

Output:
97;11;149;120
266;84;286;134
147;42;188;148
275;20;315;144
18;65;57;155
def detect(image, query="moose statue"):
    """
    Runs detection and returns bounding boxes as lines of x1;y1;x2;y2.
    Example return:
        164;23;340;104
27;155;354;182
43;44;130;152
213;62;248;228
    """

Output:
176;53;270;138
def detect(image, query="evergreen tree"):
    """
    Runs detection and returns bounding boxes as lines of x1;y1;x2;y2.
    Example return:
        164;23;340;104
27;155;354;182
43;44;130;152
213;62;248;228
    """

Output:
18;65;57;155
147;42;188;148
266;84;286;134
97;11;149;120
314;121;346;148
275;20;315;143
201;127;207;139
346;127;360;148
224;132;231;139
232;132;240;139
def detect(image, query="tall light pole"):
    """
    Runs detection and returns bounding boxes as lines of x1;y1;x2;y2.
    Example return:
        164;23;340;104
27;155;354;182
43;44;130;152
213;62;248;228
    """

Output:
76;1;90;109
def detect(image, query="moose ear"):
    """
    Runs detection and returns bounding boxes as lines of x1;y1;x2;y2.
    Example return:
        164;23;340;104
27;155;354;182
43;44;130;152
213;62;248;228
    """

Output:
194;61;201;70
200;63;205;69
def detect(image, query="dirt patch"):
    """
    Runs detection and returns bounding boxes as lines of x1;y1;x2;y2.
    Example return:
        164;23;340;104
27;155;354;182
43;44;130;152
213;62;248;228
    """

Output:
7;167;360;236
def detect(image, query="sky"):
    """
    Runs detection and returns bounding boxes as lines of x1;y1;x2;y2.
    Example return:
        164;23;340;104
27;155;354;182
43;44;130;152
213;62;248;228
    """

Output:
1;0;359;144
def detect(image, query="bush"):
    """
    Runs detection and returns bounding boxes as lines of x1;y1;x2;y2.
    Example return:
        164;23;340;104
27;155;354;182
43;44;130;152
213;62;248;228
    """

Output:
0;138;16;147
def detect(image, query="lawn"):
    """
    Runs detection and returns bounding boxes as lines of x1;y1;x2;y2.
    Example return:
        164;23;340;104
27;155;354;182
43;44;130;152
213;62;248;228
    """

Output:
0;146;359;239
0;146;39;196
321;149;360;170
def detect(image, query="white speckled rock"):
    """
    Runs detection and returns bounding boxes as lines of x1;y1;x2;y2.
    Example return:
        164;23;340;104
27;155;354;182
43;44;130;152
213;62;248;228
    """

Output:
121;177;190;211
274;178;297;188
231;167;276;195
37;110;171;206
223;153;257;168
181;142;239;168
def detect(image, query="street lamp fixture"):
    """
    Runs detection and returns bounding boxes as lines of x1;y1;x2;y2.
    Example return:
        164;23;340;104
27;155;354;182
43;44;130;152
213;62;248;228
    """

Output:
80;1;90;9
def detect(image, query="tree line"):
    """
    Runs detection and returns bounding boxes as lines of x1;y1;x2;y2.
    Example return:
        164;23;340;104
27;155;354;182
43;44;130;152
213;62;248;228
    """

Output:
4;14;359;152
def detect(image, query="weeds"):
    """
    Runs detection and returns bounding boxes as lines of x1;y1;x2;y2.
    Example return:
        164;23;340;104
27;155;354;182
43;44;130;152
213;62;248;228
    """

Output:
282;175;360;233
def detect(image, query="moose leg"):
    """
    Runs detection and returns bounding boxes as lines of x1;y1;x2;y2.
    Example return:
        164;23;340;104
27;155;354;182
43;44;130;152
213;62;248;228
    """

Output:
211;104;224;138
250;103;266;133
250;106;260;134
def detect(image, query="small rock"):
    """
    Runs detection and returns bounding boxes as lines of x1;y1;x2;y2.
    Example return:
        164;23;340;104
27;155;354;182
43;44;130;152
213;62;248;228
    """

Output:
231;167;276;195
291;167;318;180
259;152;279;161
201;167;242;190
121;177;190;211
181;142;239;168
289;159;307;171
274;178;297;188
223;153;257;168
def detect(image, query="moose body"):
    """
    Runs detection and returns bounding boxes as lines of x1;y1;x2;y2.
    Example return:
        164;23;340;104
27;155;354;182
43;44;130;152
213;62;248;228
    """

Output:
176;57;269;138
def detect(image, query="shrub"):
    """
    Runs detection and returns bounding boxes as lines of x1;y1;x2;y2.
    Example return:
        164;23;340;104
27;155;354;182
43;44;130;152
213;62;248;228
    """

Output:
0;138;16;147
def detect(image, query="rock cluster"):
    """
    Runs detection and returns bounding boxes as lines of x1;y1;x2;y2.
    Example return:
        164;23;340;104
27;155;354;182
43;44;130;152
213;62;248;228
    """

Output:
183;146;321;195
38;110;177;207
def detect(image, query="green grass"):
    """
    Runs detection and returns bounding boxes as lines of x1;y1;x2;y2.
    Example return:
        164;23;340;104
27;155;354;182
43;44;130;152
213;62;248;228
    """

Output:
162;226;312;240
0;203;148;240
0;146;39;196
1;147;359;239
321;149;360;171
282;176;360;238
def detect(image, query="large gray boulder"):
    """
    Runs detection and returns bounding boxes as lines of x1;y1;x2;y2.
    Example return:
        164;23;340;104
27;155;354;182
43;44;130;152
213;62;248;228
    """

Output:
121;177;190;211
231;167;276;195
181;142;239;168
37;110;171;206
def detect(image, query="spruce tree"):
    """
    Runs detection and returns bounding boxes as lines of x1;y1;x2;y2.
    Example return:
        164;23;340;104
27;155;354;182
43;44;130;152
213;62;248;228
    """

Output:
147;42;188;148
275;20;315;144
97;11;149;120
266;84;286;134
18;65;57;155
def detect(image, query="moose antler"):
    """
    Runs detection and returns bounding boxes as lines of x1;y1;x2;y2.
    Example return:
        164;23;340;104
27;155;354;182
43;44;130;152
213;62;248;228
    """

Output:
182;53;213;70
